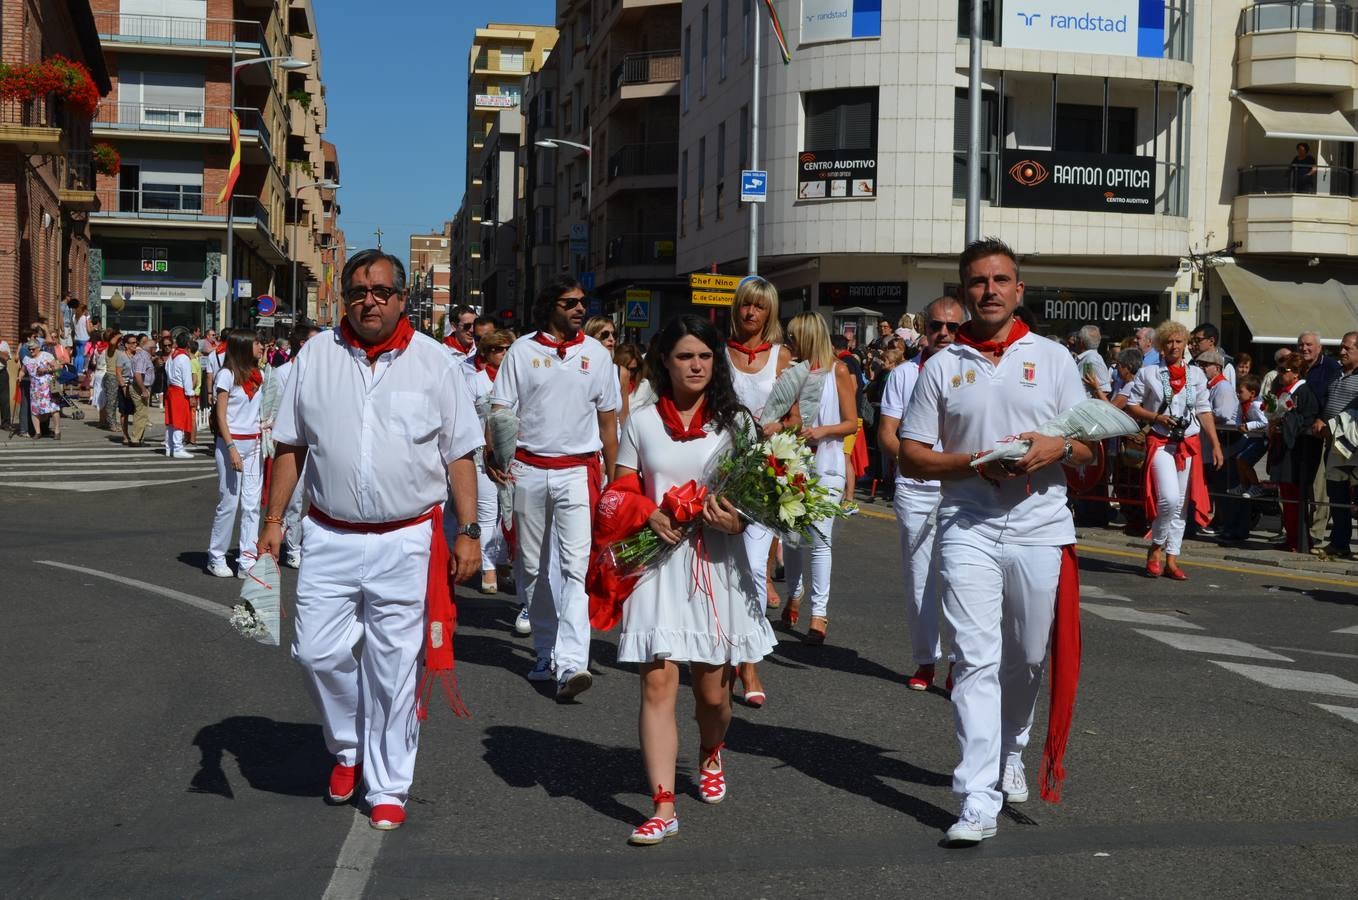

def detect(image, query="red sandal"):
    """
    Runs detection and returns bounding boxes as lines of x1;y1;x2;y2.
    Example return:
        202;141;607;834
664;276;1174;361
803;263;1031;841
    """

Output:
628;786;679;846
698;744;727;804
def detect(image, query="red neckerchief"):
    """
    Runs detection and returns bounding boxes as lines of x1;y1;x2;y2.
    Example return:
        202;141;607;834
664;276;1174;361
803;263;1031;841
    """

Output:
171;348;189;360
239;368;263;399
836;349;854;361
1206;373;1226;389
955;318;1031;355
533;329;584;359
340;316;415;364
443;333;472;355
1242;399;1254;420
1167;364;1187;395
474;355;499;382
656;393;709;441
728;339;771;364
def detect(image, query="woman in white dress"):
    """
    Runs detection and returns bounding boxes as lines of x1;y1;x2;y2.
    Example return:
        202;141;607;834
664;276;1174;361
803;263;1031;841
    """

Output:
725;276;794;707
781;312;858;645
616;314;776;846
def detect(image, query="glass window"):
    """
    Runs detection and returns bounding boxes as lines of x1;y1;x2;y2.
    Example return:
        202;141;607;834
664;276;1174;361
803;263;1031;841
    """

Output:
701;6;709;98
1055;103;1137;155
682;26;691;112
804;88;878;151
716;121;726;220
720;0;729;81
698;136;706;228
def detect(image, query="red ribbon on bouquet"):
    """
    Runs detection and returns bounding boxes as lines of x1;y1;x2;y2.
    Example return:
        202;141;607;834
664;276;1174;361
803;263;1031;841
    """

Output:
661;479;707;523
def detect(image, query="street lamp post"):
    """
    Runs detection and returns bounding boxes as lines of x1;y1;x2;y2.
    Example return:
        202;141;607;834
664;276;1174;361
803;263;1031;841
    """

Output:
290;179;340;324
536;131;592;274
224;52;309;329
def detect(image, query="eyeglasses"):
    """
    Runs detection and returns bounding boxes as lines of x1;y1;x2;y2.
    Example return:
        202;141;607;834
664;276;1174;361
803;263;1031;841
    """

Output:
927;321;961;333
457;320;475;330
556;297;586;310
344;285;400;305
597;330;615;340
485;345;508;354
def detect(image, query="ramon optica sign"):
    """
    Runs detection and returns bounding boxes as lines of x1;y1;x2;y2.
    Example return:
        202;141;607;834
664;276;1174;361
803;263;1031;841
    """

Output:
1004;0;1166;59
1001;149;1155;214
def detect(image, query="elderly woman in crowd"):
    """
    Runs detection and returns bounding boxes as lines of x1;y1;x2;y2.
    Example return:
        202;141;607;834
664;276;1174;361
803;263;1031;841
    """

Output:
1126;322;1223;579
1269;351;1323;552
21;337;62;439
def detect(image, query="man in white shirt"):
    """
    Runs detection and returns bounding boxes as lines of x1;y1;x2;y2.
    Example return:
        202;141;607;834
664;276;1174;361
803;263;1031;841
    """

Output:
488;275;619;702
259;250;483;832
876;296;964;692
1197;349;1238;426
1074;325;1111;397
1190;323;1236;386
269;323;321;568
900;238;1094;846
162;333;197;459
442;304;477;362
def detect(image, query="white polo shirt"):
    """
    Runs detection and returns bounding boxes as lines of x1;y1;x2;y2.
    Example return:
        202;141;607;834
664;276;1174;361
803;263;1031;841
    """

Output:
490;332;619;456
879;361;940;490
900;331;1084;546
167;352;195;395
272;330;483;523
213;368;263;435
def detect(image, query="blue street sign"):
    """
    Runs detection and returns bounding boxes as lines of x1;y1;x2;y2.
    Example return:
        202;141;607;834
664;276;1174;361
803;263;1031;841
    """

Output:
740;169;768;203
586;297;603;317
579;271;596;292
625;292;651;327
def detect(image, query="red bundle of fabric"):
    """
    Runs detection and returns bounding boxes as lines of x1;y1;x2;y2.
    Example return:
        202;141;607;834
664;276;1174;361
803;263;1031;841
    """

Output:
586;473;658;630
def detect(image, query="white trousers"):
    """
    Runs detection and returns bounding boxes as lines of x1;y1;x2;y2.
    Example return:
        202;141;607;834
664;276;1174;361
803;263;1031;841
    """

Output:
512;460;593;681
291;517;431;807
164;426;185;457
476;468;508;572
785;475;845;618
895;484;947;665
90;374;104;410
208;436;261;568
938;528;1060;819
283;478;305;558
1149;446;1193;556
742;523;775;596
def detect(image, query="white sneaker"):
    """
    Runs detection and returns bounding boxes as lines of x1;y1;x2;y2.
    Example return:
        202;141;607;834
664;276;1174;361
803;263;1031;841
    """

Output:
527;656;554;682
1226;484;1246;497
513;604;531;636
206;562;234;578
235;564;249;579
556;668;594;702
283;554;301;570
1001;762;1029;804
1242;485;1264;498
172;450;195;460
945;806;997;844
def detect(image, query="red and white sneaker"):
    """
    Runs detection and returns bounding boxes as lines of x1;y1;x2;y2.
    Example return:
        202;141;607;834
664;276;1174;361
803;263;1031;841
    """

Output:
370;803;406;831
907;664;935;691
698;744;727;804
327;763;360;804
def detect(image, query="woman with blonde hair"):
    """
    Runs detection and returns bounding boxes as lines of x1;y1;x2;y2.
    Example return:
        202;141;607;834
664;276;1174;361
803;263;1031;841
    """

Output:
782;312;858;644
726;275;793;705
1126;320;1224;579
586;314;633;424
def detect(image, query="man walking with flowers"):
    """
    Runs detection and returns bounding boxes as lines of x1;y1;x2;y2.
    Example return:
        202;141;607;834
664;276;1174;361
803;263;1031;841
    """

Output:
899;238;1093;845
258;249;483;831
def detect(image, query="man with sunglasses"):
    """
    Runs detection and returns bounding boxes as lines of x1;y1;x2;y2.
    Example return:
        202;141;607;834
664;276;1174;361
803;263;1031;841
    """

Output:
443;304;478;362
877;296;964;694
488;274;620;702
258;249;483;832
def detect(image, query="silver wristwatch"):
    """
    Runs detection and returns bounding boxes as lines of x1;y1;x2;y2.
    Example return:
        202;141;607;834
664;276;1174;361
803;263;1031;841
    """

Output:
1061;439;1075;464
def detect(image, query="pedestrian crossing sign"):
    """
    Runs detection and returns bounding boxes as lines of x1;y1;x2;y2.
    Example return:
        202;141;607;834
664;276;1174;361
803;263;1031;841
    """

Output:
625;290;651;327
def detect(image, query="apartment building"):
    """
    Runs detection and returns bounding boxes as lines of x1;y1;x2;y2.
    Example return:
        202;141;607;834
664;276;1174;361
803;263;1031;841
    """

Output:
87;0;337;333
409;227;451;330
0;1;111;345
453;22;558;315
518;52;559;319
315;137;344;326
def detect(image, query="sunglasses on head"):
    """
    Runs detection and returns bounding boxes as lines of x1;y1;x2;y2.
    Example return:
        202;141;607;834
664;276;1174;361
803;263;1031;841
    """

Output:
928;321;961;333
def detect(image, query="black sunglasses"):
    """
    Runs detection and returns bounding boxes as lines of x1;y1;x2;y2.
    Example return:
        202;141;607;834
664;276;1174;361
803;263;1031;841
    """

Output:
344;285;400;305
927;320;961;333
557;297;586;310
597;330;615;340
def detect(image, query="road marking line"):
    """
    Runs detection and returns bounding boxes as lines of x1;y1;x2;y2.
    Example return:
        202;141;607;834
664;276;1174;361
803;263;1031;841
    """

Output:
1074;544;1358;589
34;561;229;619
1211;661;1358;699
1;474;216;491
1334;625;1358;635
1271;646;1358;661
0;461;213;469
1081;586;1133;603
1082;604;1204;630
1133;630;1292;661
1315;704;1358;725
322;810;383;900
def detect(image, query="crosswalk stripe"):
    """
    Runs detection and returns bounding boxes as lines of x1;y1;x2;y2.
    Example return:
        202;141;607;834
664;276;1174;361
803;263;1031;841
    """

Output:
1133;630;1292;662
0;461;212;471
1080;586;1134;603
1314;704;1358;725
0;453;211;463
0;474;216;492
1334;625;1358;635
1211;661;1358;699
1082;604;1204;630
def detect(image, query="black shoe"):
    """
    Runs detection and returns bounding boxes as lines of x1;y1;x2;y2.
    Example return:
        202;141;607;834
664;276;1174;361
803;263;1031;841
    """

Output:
773;564;785;582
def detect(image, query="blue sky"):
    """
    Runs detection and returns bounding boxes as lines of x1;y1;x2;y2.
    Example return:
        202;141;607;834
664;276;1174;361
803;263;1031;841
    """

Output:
316;0;554;257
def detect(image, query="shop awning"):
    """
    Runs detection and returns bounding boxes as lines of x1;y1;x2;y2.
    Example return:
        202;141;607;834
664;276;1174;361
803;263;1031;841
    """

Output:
1213;263;1358;346
1237;93;1358;143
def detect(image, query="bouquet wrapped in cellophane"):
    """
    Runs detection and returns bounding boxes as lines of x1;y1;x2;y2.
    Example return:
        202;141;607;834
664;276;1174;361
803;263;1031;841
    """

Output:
968;399;1139;467
715;426;848;547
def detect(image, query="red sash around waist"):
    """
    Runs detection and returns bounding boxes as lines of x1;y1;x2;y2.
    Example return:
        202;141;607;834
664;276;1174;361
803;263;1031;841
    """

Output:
513;449;604;536
230;432;260;441
1141;432;1212;529
164;385;192;431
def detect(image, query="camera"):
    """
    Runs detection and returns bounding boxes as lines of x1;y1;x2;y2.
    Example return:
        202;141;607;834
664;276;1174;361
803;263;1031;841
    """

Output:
1166;414;1192;443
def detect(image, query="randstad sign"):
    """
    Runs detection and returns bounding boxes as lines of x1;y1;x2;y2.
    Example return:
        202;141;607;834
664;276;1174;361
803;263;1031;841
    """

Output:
1003;1;1166;59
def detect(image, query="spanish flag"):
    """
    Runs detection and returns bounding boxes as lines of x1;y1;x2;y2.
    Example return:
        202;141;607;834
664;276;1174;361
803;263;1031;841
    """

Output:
762;0;791;65
217;112;241;204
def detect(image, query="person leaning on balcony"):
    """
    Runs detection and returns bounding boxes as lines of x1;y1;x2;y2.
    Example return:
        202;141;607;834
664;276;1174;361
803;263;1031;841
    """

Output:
1291;142;1318;194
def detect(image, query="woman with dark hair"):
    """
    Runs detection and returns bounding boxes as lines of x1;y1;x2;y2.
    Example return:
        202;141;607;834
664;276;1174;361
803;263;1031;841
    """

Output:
615;313;775;846
206;331;265;578
1270;351;1322;551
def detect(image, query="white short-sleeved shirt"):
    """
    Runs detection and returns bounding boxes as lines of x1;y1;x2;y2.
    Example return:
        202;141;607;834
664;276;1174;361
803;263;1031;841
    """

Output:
168;352;195;395
213;368;263;435
273;359;295;390
75;315;90;342
272;330;482;523
1125;365;1212;439
900;331;1084;546
490;332;619;455
1207;376;1238;425
880;362;940;490
1075;348;1112;396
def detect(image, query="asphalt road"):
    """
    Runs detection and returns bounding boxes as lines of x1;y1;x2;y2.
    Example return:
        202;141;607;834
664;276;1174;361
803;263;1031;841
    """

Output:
2;427;1357;898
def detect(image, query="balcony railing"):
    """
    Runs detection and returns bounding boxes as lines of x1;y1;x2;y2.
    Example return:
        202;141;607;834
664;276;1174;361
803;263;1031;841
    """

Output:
93;12;267;50
607;142;679;180
95;103;270;153
0;94;67;129
1238;164;1358;196
63;148;96;193
1240;1;1358;35
93;189;271;227
606;232;676;267
611;50;681;94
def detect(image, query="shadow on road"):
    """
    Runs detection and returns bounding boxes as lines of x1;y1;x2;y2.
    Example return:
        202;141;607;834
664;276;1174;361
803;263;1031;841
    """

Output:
1076;555;1144;579
189;716;329;799
1265;583;1356;607
726;717;955;829
481;725;650;825
769;634;902;684
176;550;211;571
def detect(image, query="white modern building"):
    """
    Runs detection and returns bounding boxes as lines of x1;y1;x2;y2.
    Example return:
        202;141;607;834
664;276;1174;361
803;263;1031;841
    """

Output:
675;1;1358;351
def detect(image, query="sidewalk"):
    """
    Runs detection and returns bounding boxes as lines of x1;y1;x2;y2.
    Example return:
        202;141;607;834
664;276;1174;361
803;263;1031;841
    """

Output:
2;398;171;451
